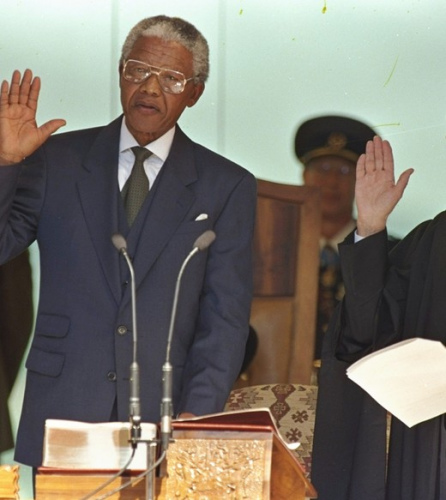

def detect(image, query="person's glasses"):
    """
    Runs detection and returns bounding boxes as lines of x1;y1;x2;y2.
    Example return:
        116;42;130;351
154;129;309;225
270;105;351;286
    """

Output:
309;162;355;176
122;59;195;94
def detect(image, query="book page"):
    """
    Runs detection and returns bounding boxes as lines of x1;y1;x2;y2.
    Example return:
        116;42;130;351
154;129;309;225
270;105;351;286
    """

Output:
42;420;157;470
347;338;446;427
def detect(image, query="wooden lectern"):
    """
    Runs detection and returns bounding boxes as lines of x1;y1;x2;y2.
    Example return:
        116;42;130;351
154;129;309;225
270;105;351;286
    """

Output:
36;411;317;499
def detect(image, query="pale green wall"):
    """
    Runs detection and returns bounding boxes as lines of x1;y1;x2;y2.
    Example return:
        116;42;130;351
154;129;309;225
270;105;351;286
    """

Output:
2;0;446;496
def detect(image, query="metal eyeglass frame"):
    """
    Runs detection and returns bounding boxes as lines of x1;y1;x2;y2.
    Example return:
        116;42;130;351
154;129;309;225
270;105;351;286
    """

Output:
122;59;195;94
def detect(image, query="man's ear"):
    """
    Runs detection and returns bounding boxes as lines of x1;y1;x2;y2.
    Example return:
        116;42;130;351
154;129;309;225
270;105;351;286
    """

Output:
187;82;205;108
118;65;123;87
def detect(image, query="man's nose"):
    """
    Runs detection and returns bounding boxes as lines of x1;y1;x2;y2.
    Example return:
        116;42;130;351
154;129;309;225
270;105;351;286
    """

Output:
139;74;161;94
323;169;342;184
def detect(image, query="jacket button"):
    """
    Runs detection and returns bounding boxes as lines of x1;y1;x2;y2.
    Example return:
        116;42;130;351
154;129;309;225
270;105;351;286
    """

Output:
117;325;127;335
107;371;117;381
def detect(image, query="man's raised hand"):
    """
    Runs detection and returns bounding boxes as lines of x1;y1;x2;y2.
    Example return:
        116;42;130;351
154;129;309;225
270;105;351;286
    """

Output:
0;69;66;165
355;136;414;237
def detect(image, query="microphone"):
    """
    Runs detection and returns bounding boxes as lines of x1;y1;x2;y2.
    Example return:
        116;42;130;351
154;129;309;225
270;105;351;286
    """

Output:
111;233;141;446
160;230;216;452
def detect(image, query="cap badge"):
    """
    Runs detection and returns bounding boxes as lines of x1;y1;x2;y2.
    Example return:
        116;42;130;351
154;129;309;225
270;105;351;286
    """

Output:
327;132;347;151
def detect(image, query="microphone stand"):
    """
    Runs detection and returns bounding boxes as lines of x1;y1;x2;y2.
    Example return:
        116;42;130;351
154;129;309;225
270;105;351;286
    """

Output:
112;230;216;500
111;234;141;442
160;230;216;454
125;251;142;444
112;233;157;500
159;247;198;453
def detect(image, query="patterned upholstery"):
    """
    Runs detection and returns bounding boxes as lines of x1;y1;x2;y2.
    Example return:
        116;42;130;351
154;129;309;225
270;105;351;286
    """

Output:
224;383;318;478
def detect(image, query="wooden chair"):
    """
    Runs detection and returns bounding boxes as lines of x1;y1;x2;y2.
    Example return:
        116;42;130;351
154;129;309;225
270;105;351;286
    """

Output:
239;179;320;386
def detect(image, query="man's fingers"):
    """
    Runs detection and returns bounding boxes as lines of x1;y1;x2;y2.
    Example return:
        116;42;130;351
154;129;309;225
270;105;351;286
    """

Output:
8;70;22;104
395;168;414;197
0;80;10;108
382;139;394;171
363;136;395;176
373;136;384;171
18;69;34;106
1;70;38;109
364;139;376;173
356;153;366;179
39;119;67;140
27;75;40;111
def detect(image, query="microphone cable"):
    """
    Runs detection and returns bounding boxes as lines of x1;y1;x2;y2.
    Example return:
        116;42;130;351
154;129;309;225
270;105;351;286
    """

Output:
78;446;136;500
93;450;166;500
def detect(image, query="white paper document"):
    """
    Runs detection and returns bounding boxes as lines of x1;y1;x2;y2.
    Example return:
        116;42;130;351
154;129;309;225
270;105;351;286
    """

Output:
346;338;446;428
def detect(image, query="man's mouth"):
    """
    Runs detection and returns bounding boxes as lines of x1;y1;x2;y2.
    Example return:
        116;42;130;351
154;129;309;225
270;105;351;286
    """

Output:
134;101;160;114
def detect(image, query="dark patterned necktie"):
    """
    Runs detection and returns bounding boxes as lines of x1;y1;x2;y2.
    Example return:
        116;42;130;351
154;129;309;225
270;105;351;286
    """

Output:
123;146;152;226
315;244;342;359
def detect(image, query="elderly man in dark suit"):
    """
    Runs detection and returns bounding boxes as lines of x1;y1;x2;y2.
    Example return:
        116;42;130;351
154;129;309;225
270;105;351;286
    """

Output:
0;15;256;467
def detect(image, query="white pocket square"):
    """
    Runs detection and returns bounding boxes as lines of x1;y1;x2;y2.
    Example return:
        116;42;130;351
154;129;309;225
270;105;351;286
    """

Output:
195;213;208;221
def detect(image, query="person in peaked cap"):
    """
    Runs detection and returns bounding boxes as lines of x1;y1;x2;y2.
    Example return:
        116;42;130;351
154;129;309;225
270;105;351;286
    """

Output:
295;115;377;363
296;115;402;367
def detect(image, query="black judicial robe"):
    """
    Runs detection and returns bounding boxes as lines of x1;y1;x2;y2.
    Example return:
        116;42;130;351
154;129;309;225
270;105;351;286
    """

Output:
312;212;446;500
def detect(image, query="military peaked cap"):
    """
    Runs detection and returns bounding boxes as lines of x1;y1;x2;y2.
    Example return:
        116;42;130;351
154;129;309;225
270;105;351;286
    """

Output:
295;115;376;165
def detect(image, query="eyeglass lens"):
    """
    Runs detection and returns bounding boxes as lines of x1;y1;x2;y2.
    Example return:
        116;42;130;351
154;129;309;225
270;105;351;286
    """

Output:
123;60;186;94
312;163;354;176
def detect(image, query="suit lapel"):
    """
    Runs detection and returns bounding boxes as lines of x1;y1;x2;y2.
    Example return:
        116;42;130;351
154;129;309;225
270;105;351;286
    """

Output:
130;127;198;291
76;123;198;307
77;117;123;305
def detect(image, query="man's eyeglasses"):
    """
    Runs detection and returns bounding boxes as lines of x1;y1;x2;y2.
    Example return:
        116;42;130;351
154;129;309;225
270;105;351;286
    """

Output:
308;162;355;177
122;59;195;94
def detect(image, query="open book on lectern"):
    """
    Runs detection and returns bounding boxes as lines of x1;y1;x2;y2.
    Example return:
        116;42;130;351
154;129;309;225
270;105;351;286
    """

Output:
41;408;301;471
42;419;157;470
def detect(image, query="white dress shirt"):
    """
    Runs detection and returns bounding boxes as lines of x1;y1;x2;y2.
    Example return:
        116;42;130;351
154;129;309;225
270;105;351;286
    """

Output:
118;119;175;191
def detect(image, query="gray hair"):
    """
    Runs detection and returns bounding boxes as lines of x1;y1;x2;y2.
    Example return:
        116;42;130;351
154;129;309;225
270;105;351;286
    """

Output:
120;15;209;83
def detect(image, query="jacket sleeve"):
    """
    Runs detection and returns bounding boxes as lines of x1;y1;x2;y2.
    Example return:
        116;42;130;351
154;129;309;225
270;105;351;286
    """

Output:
333;222;431;363
0;150;45;262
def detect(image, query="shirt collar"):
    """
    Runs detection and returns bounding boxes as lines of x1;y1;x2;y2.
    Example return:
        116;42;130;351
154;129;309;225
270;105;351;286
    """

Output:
320;219;356;250
119;119;175;161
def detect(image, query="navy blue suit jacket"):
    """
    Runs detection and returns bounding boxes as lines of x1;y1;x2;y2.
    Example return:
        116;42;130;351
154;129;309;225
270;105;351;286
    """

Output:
0;117;256;466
